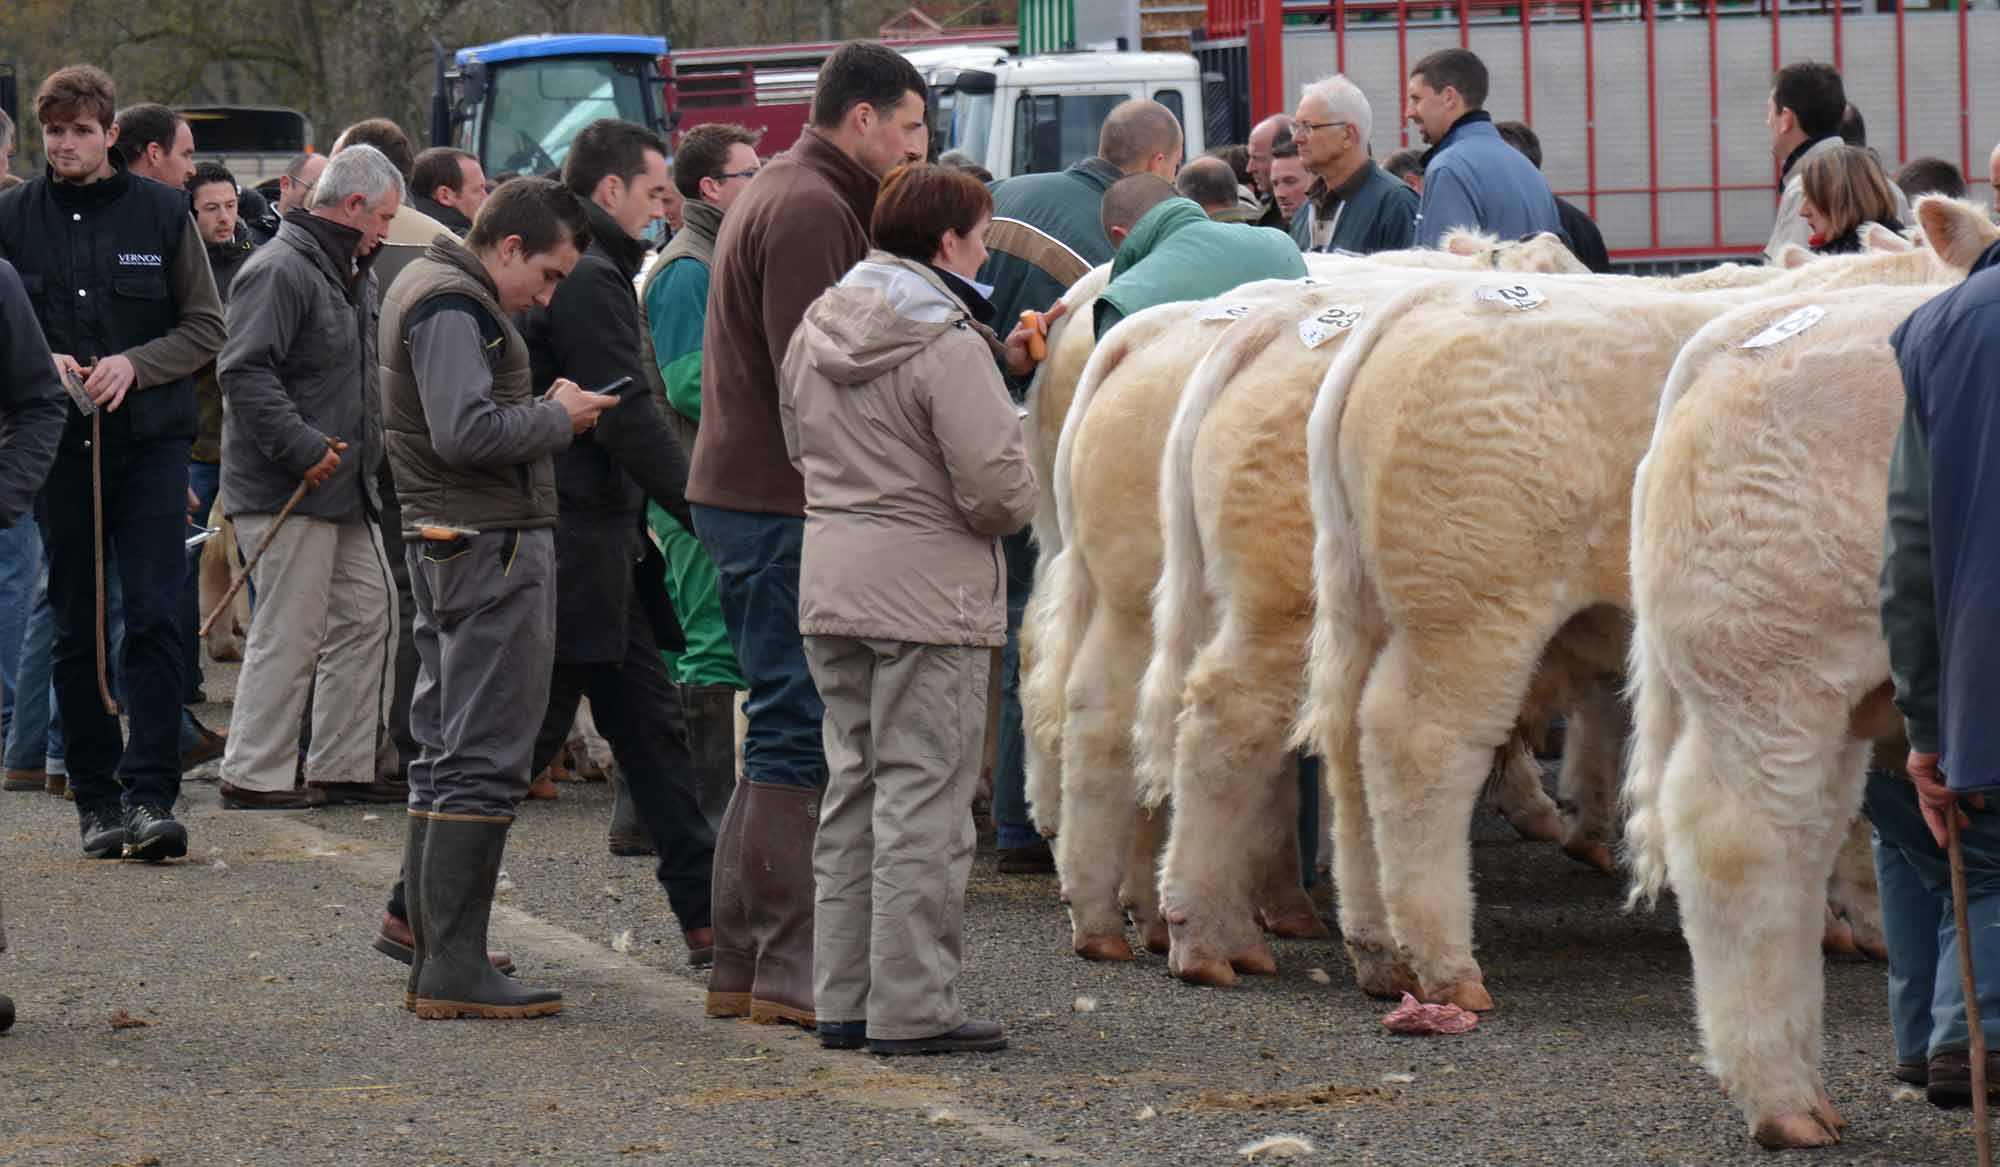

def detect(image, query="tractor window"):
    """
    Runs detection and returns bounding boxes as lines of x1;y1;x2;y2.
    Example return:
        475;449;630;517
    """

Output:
1012;92;1129;175
480;56;649;178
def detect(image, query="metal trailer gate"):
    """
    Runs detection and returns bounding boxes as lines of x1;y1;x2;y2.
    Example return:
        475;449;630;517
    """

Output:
1199;0;2000;263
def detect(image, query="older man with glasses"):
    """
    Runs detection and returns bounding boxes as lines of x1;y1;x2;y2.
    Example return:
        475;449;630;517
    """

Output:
1288;74;1417;255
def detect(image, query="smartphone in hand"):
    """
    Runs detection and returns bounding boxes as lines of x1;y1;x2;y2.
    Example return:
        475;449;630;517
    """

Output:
596;375;638;401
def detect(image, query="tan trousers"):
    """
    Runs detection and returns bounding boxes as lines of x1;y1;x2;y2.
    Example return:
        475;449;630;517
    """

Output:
220;515;396;792
805;636;987;1040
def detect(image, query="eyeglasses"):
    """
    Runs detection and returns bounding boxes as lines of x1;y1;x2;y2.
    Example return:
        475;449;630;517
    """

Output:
1295;119;1351;135
718;168;760;181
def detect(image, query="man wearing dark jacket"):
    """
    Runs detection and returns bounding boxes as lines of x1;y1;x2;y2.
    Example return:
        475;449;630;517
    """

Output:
1405;49;1563;249
689;41;929;1028
215;145;405;810
0;259;64;527
517;118;715;966
0;66;226;862
1495;121;1612;273
1288;75;1417;255
1877;227;2000;1104
409;147;488;235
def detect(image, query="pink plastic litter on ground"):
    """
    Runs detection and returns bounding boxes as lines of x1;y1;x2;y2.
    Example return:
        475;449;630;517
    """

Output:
1381;992;1479;1035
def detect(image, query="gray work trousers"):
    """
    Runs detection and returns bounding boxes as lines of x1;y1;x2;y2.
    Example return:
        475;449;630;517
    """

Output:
405;528;556;818
804;635;987;1040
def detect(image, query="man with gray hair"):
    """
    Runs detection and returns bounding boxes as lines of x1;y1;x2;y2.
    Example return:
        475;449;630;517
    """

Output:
1289;74;1417;255
214;143;404;808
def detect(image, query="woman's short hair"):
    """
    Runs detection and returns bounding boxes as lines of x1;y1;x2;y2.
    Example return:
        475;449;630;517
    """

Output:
1798;144;1899;240
870;163;993;263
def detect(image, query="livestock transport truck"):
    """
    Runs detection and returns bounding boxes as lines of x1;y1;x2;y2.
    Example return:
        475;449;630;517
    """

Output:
1196;0;2000;267
429;33;1211;182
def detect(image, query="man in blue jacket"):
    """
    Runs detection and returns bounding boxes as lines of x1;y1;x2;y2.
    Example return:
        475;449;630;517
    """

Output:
1878;222;2000;1107
1404;49;1563;249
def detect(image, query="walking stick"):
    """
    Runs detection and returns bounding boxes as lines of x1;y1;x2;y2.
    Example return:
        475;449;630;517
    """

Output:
199;436;338;638
1950;809;1993;1167
60;366;120;718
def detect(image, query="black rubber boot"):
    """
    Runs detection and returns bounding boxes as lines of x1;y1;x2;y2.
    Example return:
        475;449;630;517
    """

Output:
683;684;740;833
412;815;561;1020
606;772;653;857
383;811;430;1010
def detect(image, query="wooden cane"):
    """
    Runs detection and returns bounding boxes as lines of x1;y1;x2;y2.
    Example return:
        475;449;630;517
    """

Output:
90;411;118;716
1950;809;1993;1167
199;436;338;638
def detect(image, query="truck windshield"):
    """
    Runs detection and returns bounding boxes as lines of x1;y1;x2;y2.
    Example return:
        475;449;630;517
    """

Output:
480;56;650;177
933;87;995;167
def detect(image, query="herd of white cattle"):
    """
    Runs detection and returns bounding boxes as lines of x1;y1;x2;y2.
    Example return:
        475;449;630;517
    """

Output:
1009;195;2000;1152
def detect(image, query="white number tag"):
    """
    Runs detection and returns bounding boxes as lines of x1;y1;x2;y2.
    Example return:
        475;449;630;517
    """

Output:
1198;303;1256;322
1298;304;1365;348
1740;305;1826;349
1476;283;1546;311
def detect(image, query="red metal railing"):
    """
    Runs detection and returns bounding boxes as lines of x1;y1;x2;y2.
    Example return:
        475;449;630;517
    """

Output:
1206;0;1977;261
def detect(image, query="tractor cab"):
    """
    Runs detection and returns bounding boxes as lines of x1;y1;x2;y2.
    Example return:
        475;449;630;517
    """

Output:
432;34;670;179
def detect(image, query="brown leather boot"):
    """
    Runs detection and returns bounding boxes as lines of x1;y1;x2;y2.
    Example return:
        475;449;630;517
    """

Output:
704;784;753;1017
742;780;821;1029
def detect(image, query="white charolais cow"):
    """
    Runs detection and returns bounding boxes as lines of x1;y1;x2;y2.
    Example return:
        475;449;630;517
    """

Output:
1300;236;1971;1012
1624;198;1996;1150
1133;239;1588;986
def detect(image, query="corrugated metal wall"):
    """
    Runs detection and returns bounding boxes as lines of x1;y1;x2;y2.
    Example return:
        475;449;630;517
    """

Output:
1273;9;2000;257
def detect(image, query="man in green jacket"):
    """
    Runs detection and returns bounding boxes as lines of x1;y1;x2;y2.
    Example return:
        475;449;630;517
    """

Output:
642;122;759;830
1287;75;1417;256
1093;176;1308;340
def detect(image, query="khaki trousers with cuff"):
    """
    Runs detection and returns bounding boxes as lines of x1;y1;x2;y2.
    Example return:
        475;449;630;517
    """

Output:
805;635;987;1040
220;514;396;792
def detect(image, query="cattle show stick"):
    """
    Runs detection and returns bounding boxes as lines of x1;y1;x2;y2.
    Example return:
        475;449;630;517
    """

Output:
200;435;338;638
90;411;117;716
1950;811;1993;1166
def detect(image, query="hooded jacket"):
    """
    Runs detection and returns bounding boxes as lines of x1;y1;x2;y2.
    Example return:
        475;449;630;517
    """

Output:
780;253;1038;648
1094;197;1307;339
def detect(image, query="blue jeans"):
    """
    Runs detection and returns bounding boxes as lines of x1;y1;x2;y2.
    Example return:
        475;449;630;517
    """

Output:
181;459;220;703
1864;768;2000;1060
43;438;188;814
690;504;825;790
0;517;42;737
993;528;1037;849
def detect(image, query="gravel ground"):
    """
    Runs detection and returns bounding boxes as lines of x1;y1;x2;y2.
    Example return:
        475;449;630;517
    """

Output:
0;661;1976;1165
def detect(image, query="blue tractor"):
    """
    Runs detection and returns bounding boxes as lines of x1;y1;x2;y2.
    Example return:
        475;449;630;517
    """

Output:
429;34;672;179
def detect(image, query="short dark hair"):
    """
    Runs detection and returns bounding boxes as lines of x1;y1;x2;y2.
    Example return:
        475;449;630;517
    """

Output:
36;66;116;131
1208;144;1252;188
1100;173;1178;239
1176;156;1240;211
283;152;317;180
466;176;592;258
189;160;236;196
1838;103;1866;147
1271;137;1300;161
336;118;415;180
810;41;926;131
563;118;668;201
1894;156;1967;202
115;103;184;165
412;147;477;200
1382;147;1425;181
1494;120;1542;169
1411;49;1489;110
673;122;760;200
1771;62;1845;140
871;163;991;263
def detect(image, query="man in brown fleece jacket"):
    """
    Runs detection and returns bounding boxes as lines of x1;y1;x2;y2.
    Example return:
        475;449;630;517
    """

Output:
687;41;928;1030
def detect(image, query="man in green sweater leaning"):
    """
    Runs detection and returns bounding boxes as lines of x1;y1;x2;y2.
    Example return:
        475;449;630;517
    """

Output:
642;122;761;829
1093;175;1308;340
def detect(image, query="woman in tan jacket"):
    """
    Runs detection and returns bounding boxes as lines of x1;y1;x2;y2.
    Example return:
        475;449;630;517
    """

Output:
779;163;1038;1056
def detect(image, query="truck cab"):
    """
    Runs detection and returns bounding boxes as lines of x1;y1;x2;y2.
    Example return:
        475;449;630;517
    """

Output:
434;34;670;179
923;49;1206;180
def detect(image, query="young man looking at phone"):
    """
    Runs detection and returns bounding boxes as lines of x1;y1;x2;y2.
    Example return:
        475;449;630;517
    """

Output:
514;119;715;967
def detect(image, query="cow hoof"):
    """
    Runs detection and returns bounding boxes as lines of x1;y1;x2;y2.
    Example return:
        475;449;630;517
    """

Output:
1230;943;1278;976
1752;1112;1840;1150
1561;839;1615;874
1173;956;1238;988
1852;931;1887;962
1353;955;1420;1000
1507;811;1564;844
1075;934;1135;962
1814;1094;1847;1133
1425;980;1494;1012
1261;907;1332;940
1141;917;1171;955
1821;918;1860;958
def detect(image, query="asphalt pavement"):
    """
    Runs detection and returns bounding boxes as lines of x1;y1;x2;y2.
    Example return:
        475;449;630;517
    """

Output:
0;662;1978;1165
